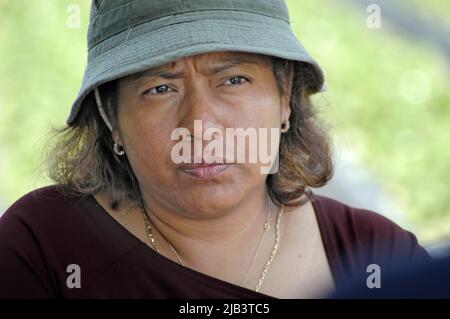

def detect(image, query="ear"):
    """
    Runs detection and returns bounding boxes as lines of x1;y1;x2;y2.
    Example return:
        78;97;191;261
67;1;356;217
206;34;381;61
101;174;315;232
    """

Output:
280;62;294;121
112;128;123;146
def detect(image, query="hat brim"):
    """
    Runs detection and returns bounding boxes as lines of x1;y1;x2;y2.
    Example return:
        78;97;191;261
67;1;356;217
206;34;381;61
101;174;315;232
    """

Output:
67;10;325;124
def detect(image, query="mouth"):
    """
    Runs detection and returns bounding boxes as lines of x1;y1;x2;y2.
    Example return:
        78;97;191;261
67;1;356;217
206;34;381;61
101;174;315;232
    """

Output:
178;163;232;180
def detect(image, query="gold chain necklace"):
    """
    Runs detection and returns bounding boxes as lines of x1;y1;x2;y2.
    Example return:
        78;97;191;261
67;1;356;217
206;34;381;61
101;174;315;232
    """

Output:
239;197;271;285
142;211;185;266
255;205;283;292
141;204;283;292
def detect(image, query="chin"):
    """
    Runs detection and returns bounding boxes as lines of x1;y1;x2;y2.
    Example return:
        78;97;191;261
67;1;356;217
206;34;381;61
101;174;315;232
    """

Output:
179;188;243;216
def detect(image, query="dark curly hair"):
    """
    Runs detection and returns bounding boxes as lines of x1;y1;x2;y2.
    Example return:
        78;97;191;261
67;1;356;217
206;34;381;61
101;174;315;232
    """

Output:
46;55;333;210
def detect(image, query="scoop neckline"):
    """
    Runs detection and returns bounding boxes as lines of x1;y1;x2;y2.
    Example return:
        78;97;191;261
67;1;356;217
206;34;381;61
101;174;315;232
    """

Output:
86;192;333;298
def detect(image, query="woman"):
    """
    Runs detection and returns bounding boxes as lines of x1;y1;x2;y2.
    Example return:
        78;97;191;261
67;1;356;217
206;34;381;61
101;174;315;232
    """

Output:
0;0;430;299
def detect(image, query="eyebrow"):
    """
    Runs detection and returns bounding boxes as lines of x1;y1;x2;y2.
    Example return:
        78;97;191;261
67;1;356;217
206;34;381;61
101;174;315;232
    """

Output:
131;55;269;82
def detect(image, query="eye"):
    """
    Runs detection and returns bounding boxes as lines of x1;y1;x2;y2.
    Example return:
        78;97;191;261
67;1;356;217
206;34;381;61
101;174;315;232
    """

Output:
223;76;250;86
143;84;174;96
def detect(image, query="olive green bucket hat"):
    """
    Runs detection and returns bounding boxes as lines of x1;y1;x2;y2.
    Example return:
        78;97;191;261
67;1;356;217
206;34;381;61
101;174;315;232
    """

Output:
67;0;326;124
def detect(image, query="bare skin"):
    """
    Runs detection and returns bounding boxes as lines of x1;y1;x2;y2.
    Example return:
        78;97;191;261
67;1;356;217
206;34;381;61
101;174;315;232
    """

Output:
94;192;335;298
96;51;335;298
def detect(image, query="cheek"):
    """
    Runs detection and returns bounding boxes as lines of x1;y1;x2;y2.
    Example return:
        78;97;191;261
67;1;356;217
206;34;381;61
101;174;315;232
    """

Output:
236;84;281;127
119;113;175;177
230;100;281;143
237;90;282;175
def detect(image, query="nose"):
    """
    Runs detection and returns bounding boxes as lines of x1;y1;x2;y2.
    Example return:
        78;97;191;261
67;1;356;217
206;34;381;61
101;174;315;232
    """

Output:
178;82;225;140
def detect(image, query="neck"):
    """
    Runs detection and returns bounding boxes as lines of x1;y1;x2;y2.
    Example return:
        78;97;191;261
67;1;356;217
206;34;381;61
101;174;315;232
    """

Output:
140;185;277;266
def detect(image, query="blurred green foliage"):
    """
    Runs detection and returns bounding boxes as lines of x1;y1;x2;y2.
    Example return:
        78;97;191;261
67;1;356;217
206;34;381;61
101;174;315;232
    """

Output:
406;0;450;21
0;1;449;243
287;0;450;242
0;0;89;203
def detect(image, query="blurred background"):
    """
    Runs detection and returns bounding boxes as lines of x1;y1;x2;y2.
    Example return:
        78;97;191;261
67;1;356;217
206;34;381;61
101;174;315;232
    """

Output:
0;0;449;256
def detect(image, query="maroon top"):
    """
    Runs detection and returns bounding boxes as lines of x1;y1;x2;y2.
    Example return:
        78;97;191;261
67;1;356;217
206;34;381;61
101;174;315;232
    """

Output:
0;185;430;299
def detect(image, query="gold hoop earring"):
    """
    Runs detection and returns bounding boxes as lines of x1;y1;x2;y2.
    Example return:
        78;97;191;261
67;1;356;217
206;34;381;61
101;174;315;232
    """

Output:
281;119;290;133
113;143;125;156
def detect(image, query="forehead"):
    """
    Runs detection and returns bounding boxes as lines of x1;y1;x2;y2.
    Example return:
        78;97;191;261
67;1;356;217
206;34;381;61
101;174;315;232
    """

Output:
167;51;270;68
127;51;272;81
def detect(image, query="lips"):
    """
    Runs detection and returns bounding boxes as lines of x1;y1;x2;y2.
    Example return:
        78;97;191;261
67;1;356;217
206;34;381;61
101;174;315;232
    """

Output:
178;163;231;180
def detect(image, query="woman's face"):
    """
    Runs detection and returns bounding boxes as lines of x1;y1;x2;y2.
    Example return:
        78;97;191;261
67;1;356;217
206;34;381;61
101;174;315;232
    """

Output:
114;51;291;217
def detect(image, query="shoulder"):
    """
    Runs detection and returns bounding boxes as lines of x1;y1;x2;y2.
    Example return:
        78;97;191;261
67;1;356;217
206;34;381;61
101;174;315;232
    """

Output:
0;185;96;252
0;185;89;230
3;184;85;212
311;194;404;236
0;185;136;257
0;185;90;298
311;193;412;237
310;193;431;265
